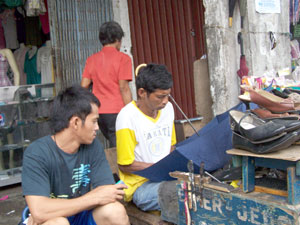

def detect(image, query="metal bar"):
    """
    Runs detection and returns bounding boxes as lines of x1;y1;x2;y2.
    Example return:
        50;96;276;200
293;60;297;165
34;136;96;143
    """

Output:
169;94;199;136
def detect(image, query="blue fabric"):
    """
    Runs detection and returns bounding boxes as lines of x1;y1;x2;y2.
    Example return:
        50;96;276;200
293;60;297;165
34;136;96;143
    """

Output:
134;102;256;182
21;207;96;225
133;181;161;211
68;210;96;225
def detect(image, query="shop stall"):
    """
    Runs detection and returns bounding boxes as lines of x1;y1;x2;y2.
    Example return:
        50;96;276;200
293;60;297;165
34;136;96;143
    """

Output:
0;0;54;186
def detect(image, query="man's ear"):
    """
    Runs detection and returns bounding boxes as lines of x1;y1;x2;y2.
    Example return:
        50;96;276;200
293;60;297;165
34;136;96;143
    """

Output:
69;116;81;129
137;88;146;99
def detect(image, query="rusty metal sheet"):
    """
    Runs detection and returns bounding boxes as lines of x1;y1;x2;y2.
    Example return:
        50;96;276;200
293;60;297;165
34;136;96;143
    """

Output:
48;0;113;91
128;0;206;119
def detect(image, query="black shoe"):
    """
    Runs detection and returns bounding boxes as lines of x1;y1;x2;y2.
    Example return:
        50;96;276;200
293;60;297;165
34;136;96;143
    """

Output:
283;88;293;95
270;119;300;132
271;89;289;99
232;130;300;154
213;166;242;181
229;110;286;143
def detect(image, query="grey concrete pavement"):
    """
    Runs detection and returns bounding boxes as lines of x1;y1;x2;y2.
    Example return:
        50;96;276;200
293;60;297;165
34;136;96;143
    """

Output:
0;183;25;225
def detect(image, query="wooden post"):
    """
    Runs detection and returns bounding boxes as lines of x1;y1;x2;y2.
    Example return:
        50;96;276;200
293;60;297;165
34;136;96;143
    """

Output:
242;156;255;193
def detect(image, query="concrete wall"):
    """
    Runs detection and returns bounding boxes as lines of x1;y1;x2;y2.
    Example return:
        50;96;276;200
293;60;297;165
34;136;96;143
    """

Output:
204;0;290;116
112;0;137;100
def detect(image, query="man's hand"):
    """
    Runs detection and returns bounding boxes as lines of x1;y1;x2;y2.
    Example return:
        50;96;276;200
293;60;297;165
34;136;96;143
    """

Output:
87;184;128;206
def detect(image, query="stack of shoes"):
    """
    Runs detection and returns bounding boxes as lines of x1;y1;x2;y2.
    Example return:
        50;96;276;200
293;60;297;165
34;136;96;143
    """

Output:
239;86;300;115
229;110;300;154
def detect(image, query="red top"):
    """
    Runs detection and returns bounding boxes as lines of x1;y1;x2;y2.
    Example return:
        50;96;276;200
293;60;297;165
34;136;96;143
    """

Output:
82;46;133;114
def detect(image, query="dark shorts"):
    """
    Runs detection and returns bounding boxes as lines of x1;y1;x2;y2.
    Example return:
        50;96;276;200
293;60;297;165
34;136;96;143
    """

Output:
67;210;96;225
98;113;118;148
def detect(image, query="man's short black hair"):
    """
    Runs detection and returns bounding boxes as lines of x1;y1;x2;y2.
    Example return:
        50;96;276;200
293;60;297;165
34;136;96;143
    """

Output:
50;85;100;134
99;21;124;46
136;63;173;94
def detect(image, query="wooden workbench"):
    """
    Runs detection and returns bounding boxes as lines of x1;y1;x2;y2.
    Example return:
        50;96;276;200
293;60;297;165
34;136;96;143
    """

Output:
227;145;300;205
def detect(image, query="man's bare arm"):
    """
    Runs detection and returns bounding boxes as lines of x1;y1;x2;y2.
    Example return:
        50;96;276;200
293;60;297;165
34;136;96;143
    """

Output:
81;77;92;89
26;184;127;224
119;80;132;105
118;160;153;173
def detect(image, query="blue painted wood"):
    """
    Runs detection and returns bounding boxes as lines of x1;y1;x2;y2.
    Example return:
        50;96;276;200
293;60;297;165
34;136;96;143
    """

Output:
287;167;300;205
255;158;295;170
232;155;242;167
177;184;300;225
296;161;300;176
243;156;255;193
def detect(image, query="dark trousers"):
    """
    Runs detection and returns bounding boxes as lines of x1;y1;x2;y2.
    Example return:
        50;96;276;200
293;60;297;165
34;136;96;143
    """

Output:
98;113;118;148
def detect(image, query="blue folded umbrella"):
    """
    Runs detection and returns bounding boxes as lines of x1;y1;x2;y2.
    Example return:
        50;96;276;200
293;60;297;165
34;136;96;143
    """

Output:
134;102;255;182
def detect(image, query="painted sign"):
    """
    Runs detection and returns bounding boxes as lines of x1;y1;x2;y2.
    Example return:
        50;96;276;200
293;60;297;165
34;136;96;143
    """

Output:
177;186;298;225
255;0;280;14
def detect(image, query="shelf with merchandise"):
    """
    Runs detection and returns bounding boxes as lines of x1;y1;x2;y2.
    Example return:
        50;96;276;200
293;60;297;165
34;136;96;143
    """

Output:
0;83;54;187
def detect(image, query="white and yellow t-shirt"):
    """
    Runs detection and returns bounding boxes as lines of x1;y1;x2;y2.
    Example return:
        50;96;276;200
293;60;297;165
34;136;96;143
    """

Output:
116;101;177;201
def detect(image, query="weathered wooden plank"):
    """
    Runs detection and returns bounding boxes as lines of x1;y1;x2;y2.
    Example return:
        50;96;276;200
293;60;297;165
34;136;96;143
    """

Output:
243;156;255;193
254;185;288;197
232;155;242;167
255;157;295;170
296;161;300;176
227;146;300;161
169;171;211;184
125;202;173;225
177;184;300;225
287;167;300;205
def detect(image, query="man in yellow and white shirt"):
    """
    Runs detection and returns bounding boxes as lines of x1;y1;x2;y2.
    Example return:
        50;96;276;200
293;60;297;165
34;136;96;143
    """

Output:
116;63;176;211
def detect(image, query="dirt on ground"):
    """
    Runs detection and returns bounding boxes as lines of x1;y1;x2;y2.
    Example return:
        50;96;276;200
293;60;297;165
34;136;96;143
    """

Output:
0;183;25;225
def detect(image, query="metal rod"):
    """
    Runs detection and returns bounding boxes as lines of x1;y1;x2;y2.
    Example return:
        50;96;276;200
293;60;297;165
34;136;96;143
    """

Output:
205;171;223;183
169;94;200;136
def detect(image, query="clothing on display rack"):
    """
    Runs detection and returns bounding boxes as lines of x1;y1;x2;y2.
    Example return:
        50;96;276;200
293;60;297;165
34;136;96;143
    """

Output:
0;52;12;86
0;18;5;49
13;43;29;85
0;48;20;86
14;7;26;45
0;8;19;50
24;46;41;85
39;0;49;35
37;40;53;97
25;0;46;17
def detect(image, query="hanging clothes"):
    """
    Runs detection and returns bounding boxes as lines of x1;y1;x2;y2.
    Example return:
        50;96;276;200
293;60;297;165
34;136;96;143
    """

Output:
4;0;23;7
24;16;42;47
24;49;41;85
0;9;19;49
25;0;46;17
39;0;49;34
0;53;12;87
0;18;6;49
14;7;26;45
37;41;53;97
14;44;29;85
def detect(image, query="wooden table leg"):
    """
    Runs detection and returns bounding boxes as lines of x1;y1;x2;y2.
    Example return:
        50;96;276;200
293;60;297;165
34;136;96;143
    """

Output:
287;167;300;205
242;156;255;193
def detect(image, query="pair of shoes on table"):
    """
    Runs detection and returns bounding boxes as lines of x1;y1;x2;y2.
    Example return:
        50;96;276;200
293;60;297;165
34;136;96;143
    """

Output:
230;110;300;154
239;86;300;113
251;108;300;120
271;88;300;103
